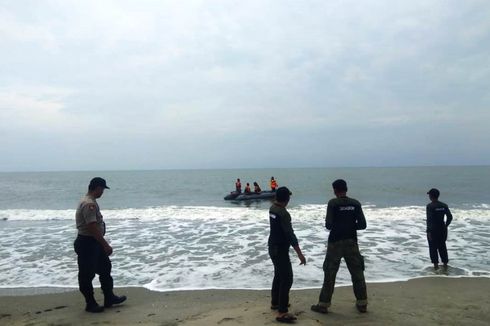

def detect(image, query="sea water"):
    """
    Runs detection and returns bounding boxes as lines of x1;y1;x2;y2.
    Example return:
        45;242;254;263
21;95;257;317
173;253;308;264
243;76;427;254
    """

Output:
0;167;489;291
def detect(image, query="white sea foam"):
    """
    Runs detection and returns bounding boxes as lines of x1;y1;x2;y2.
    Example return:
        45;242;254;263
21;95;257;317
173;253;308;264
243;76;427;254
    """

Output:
1;204;489;221
0;205;488;291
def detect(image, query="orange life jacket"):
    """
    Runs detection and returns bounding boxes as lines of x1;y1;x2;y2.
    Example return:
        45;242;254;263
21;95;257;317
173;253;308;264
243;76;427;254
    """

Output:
270;180;277;189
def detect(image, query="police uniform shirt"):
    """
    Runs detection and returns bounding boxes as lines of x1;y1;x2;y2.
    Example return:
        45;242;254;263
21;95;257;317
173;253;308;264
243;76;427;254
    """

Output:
76;195;105;236
325;197;367;243
426;200;453;233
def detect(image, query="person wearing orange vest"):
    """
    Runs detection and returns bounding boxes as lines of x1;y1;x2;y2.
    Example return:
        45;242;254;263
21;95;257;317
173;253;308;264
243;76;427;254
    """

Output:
235;178;242;193
244;183;251;194
270;177;278;191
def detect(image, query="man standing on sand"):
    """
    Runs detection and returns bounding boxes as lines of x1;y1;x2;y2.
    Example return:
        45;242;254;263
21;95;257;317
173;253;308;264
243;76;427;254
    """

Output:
74;177;126;313
268;186;306;323
311;179;368;314
426;188;453;270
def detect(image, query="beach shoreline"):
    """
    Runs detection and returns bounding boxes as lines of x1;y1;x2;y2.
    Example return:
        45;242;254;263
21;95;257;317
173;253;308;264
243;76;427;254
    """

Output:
1;277;489;325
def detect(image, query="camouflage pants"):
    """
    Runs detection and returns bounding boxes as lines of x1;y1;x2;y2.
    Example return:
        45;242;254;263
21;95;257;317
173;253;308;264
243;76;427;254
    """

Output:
318;239;367;307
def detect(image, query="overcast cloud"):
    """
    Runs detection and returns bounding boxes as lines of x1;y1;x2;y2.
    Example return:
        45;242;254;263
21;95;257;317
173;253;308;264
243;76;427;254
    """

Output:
1;0;489;171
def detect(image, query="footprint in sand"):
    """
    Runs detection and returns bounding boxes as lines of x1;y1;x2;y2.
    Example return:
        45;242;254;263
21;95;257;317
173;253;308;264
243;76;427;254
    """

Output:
44;306;67;313
218;317;243;324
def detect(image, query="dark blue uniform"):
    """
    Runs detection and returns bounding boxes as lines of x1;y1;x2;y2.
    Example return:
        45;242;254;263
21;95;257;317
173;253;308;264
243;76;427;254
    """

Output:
318;196;368;308
268;203;298;314
426;201;453;265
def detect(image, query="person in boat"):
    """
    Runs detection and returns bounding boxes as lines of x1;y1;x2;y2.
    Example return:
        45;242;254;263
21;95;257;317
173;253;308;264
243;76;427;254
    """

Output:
235;178;242;193
244;183;251;194
253;182;262;193
270;177;278;191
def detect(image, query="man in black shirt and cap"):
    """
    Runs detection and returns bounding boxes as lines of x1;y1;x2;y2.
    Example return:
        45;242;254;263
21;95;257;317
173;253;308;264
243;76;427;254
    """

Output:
426;188;453;270
311;179;368;314
268;186;306;323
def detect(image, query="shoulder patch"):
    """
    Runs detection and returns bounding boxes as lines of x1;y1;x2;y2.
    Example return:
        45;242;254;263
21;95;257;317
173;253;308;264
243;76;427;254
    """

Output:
89;204;96;211
270;213;277;219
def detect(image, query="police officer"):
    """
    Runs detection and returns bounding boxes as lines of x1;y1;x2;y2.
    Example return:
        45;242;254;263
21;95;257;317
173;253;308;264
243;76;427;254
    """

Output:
311;179;368;314
74;177;126;313
268;187;306;323
426;188;453;270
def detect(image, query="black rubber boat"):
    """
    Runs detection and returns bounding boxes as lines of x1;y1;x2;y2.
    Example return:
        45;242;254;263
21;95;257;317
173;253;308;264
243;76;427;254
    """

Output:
224;191;275;201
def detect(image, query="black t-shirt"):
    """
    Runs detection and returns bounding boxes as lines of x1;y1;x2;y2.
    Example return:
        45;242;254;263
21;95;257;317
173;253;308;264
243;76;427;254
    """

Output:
426;200;452;233
268;203;299;248
325;196;366;243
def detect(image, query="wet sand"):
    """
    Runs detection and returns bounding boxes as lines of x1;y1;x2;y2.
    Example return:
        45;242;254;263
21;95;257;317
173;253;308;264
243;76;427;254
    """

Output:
1;277;489;325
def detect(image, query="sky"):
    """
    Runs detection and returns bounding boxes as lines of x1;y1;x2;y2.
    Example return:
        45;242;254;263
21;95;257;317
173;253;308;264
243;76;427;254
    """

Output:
1;0;489;171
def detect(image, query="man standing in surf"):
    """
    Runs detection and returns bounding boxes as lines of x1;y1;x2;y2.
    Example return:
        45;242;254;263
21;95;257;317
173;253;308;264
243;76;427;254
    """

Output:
268;186;306;323
74;177;126;313
426;188;453;270
311;179;368;314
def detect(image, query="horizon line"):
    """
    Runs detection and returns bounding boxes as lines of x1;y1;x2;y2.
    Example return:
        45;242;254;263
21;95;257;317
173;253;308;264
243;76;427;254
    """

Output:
0;164;489;174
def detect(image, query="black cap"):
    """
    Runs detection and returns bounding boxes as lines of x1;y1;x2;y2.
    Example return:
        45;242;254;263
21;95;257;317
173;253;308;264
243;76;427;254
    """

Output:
276;186;292;202
427;188;440;198
332;179;347;191
89;177;110;189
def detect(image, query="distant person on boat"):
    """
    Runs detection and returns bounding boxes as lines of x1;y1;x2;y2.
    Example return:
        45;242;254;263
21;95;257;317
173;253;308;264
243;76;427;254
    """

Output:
426;188;453;270
235;178;242;193
311;179;368;314
244;183;251;194
253;182;262;193
268;187;306;323
270;177;278;191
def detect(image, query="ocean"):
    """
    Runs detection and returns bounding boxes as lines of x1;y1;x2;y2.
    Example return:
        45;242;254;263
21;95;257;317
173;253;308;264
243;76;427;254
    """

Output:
0;166;489;291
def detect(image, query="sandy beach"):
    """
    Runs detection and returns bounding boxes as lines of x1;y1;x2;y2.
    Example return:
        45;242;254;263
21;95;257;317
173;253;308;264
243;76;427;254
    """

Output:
0;277;489;325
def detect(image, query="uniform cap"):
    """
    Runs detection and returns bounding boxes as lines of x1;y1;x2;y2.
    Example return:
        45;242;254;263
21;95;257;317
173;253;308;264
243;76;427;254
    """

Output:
427;188;439;197
89;177;110;189
275;186;292;202
332;179;347;191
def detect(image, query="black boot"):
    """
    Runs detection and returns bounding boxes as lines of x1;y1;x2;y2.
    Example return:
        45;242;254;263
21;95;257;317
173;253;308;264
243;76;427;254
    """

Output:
104;294;127;308
85;300;104;313
83;292;104;313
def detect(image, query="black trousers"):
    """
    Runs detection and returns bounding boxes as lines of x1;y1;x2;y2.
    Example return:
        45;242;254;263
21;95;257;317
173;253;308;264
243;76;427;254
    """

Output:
269;245;293;313
74;235;113;304
427;229;448;264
